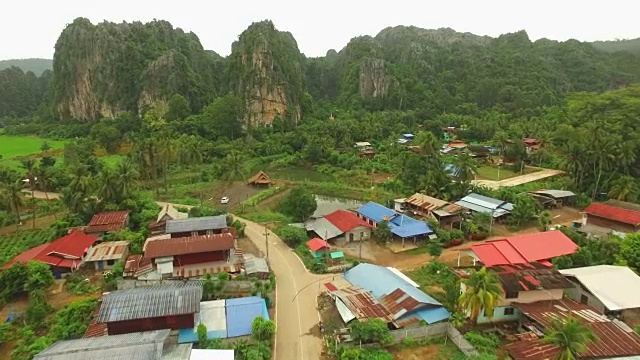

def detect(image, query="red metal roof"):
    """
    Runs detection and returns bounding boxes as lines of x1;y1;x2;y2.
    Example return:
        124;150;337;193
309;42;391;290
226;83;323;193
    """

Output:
324;210;372;233
89;211;130;226
144;233;235;258
469;231;577;267
4;232;98;269
511;299;640;359
84;304;108;338
306;238;331;252
584;203;640;226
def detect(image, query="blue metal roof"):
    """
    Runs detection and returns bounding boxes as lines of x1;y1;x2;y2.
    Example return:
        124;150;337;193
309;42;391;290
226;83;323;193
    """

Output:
358;202;432;238
391;222;432;238
357;202;396;223
344;264;450;323
225;297;269;338
403;133;415;138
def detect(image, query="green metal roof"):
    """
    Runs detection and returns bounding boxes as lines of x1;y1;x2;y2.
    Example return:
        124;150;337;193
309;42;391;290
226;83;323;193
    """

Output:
330;252;344;259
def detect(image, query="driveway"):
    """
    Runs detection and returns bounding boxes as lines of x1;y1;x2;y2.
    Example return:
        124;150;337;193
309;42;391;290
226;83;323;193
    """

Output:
235;216;326;360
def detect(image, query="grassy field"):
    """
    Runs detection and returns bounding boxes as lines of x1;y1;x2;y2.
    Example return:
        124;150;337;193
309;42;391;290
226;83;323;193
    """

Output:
0;135;66;159
476;164;538;181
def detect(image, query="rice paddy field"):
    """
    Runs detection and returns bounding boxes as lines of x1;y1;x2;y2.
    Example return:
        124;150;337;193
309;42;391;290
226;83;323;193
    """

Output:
0;134;67;169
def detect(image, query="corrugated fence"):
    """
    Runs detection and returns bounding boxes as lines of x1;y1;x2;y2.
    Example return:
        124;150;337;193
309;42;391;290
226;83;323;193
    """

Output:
390;323;479;357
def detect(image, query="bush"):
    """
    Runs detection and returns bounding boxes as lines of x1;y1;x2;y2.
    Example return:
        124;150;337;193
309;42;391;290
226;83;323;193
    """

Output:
349;319;393;345
275;226;307;248
65;274;100;295
463;330;500;354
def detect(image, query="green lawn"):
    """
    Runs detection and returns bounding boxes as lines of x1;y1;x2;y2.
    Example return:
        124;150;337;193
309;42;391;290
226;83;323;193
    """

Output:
476;165;538;181
0;135;66;159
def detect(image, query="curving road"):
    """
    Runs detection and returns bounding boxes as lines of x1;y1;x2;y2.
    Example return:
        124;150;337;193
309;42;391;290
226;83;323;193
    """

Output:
235;216;326;360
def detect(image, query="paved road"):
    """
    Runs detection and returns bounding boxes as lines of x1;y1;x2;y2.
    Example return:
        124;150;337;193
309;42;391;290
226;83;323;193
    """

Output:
472;168;563;189
235;216;326;360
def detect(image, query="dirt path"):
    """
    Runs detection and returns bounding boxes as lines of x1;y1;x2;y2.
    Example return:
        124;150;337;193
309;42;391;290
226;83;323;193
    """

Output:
234;215;326;360
472;168;563;189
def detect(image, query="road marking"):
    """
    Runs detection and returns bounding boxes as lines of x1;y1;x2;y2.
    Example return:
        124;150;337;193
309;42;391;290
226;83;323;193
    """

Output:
271;235;304;360
291;250;311;274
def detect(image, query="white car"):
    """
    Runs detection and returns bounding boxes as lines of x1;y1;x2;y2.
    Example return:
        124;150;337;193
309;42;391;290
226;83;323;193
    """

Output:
220;197;230;204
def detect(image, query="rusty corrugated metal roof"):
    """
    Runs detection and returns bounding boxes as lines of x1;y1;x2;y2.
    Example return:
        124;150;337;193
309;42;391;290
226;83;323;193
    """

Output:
85;241;129;262
405;193;448;211
332;286;394;323
89;211;130;226
144;233;235;258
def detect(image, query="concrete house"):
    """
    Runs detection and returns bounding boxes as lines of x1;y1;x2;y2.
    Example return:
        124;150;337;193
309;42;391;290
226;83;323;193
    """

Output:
560;265;640;322
308;210;372;242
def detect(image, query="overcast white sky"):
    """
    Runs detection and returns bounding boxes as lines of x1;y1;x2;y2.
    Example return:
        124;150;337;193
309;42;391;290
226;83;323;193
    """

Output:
1;0;638;60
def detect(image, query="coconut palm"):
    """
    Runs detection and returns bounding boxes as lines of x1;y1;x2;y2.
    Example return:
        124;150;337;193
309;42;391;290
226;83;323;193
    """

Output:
454;152;478;184
97;167;117;204
157;133;177;194
458;267;503;324
116;158;139;201
64;165;92;214
416;131;440;159
0;180;26;231
543;315;596;360
609;176;639;202
224;151;247;181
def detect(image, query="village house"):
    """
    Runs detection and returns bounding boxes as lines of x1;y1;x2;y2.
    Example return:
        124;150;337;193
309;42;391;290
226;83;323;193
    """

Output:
325;263;450;328
148;204;188;235
307;209;372;242
243;254;269;279
138;233;242;279
505;299;640;360
306;238;332;260
527;189;576;208
96;283;202;335
522;138;541;154
82;211;130;238
247;170;272;187
83;240;129;271
356;202;434;246
580;201;640;235
178;296;270;343
354;141;375;158
165;215;228;238
399;193;464;226
457;230;578;267
4;232;98;278
454;263;574;324
455;193;513;220
560;265;640;322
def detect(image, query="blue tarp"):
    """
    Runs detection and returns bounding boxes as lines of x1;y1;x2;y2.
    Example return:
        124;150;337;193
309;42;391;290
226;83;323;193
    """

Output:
226;297;269;338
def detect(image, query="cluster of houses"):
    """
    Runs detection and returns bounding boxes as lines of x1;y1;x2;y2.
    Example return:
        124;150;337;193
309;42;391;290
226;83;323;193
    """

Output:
3;204;275;359
4;204;269;281
320;228;640;359
574;199;640;238
35;282;261;359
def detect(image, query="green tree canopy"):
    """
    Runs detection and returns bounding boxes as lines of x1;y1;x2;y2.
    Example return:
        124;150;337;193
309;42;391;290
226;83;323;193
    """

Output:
278;187;317;222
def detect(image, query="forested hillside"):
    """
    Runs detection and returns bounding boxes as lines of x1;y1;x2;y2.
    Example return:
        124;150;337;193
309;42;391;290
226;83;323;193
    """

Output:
592;37;640;55
0;58;53;76
2;18;640;202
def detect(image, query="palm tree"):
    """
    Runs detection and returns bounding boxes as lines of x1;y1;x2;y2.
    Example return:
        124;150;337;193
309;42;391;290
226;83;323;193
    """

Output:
609;176;639;202
116;158;139;201
97;167;117;204
458;267;503;324
224;151;247;181
417;131;440;159
157;133;177;193
0;180;26;231
454;152;478;184
64;165;92;214
539;210;552;231
543;316;597;360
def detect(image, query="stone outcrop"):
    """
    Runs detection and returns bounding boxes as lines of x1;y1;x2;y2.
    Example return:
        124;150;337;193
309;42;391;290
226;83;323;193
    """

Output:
359;58;396;99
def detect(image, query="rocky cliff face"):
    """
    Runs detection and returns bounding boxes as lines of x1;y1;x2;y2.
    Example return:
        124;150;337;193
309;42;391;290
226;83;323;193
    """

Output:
52;18;215;121
359;58;396;98
229;21;304;126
